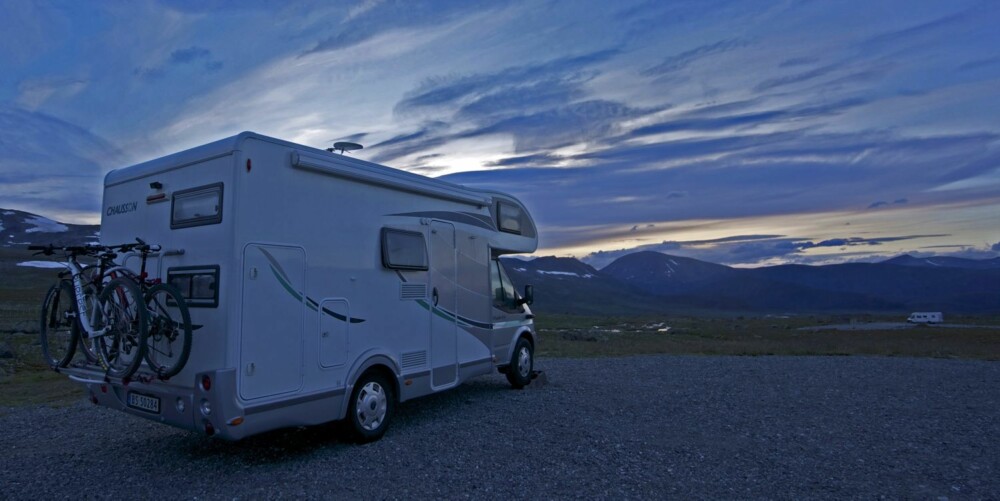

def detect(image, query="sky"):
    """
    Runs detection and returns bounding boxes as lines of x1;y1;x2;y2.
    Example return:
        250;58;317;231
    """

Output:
1;0;998;268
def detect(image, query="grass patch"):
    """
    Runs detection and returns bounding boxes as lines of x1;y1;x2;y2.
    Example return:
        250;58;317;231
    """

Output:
535;314;1000;360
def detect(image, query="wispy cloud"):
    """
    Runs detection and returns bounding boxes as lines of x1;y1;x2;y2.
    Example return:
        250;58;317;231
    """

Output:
642;38;747;76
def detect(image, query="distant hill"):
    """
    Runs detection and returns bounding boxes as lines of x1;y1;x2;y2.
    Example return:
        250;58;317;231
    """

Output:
882;254;1000;270
501;256;663;316
504;251;1000;315
4;206;997;315
0;208;99;248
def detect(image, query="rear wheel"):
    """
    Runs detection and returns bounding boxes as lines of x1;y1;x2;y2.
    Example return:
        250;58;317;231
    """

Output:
143;283;192;379
39;281;78;368
95;278;147;379
346;371;394;443
505;337;533;389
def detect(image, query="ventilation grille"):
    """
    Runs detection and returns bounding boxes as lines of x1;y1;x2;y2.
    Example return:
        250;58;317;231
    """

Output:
400;283;427;300
401;351;427;369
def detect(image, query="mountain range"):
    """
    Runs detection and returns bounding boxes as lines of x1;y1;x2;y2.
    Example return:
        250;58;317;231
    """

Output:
505;251;1000;315
0;208;99;248
3;208;997;314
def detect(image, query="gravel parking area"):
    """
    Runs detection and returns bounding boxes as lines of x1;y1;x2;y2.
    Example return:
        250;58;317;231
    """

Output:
2;355;998;499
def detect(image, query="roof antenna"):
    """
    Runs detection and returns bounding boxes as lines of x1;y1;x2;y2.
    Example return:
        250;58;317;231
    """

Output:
327;142;363;155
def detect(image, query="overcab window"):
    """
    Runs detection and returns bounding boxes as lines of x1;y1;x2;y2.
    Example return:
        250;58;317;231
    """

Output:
497;201;526;235
381;228;428;271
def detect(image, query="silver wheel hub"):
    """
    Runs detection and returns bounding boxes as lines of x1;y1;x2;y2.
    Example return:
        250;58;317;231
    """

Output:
355;382;387;431
517;347;531;378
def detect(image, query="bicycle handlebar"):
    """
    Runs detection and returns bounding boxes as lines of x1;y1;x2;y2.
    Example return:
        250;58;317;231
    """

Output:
28;238;163;258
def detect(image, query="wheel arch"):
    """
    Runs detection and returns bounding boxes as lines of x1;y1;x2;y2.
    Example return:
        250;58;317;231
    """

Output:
337;352;401;420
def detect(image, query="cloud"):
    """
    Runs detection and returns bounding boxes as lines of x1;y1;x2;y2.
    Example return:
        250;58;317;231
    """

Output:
134;45;223;80
958;56;1000;71
642;38;746;76
17;77;87;109
779;57;819;68
582;234;951;268
303;1;495;55
484;153;562;167
394;49;618;114
0;106;120;217
630;97;868;137
992;242;1000;252
754;63;840;92
457;99;659;153
169;46;211;63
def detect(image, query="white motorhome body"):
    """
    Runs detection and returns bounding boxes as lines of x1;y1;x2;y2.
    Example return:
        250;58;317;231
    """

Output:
907;312;943;324
65;131;538;440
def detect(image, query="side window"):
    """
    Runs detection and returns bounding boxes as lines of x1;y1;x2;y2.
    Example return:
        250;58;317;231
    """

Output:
491;259;521;312
381;228;428;271
491;260;503;305
167;266;220;308
171;183;223;229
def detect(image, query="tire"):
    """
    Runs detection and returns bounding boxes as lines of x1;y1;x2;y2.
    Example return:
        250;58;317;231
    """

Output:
143;283;192;379
95;278;148;379
345;370;394;443
506;337;533;389
39;281;79;368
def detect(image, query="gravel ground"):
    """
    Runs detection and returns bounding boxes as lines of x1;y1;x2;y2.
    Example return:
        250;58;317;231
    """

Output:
2;355;998;499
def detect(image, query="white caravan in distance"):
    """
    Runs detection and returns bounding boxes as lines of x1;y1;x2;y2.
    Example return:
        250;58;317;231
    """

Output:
62;131;539;442
907;312;943;324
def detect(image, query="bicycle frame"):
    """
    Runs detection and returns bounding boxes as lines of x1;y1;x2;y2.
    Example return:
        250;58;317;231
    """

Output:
63;257;113;340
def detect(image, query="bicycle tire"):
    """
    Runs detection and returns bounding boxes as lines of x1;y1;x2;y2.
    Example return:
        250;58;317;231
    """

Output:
143;283;192;378
39;281;79;368
95;277;148;379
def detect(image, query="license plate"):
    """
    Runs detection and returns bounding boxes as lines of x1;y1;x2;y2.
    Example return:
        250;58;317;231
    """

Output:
127;392;160;414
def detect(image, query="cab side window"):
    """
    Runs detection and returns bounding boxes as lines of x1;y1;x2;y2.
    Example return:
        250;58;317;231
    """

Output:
491;259;521;312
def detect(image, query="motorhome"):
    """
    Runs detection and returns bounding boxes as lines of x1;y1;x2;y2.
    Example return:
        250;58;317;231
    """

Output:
907;312;943;324
61;131;538;442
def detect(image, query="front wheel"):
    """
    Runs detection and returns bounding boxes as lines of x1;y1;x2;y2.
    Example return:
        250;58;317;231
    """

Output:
143;283;192;379
506;337;533;389
345;371;394;443
95;278;148;379
39;281;79;368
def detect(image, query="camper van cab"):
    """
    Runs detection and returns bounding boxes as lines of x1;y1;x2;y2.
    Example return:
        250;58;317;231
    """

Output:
907;312;943;324
62;132;539;442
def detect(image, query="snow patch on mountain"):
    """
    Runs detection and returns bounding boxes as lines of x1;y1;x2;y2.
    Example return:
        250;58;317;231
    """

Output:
18;261;68;269
536;270;594;278
24;216;68;233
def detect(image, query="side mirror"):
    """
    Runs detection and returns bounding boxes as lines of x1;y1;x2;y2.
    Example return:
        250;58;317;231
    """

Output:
519;284;534;306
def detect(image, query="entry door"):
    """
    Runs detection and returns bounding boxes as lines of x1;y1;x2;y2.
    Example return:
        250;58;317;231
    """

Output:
428;221;458;388
240;244;305;400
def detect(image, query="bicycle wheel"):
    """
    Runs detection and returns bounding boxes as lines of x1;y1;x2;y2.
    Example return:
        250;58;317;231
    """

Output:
95;278;148;379
143;283;192;378
39;281;79;368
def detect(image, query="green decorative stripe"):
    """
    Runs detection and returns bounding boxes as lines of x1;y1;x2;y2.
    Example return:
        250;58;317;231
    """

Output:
259;248;365;324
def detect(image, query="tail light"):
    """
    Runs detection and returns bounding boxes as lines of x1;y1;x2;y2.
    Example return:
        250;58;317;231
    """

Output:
204;420;215;436
201;375;211;391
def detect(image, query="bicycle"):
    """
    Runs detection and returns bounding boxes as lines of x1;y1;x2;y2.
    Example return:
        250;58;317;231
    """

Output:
112;239;192;379
31;244;148;379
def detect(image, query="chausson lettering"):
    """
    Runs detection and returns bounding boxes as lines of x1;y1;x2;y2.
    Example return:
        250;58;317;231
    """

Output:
106;201;138;216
